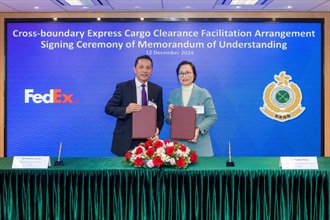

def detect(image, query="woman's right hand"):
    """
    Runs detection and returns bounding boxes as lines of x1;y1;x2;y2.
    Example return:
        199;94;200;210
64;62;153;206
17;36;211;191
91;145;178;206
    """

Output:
167;104;174;115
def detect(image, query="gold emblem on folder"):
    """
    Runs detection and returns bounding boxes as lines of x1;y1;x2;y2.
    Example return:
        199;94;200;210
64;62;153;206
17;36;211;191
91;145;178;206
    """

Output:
260;71;305;122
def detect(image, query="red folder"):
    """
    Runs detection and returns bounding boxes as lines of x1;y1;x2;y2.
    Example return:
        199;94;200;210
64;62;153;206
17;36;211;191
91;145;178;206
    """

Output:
132;106;157;139
170;106;196;140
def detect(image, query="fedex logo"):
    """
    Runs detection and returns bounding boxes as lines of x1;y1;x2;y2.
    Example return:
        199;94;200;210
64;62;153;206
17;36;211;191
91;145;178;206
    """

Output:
25;89;75;104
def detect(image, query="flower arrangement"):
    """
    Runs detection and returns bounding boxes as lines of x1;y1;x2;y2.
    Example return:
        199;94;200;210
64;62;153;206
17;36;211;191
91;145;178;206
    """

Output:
124;139;198;169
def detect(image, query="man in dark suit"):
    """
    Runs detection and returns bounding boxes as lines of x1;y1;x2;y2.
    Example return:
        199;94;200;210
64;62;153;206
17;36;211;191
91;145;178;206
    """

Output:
105;55;164;156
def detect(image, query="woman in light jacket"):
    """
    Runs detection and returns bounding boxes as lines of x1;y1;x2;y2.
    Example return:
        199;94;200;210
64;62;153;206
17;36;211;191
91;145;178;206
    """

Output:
165;61;217;156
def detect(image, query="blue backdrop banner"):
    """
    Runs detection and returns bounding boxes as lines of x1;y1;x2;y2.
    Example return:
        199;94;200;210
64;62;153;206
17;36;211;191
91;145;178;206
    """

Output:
5;19;323;157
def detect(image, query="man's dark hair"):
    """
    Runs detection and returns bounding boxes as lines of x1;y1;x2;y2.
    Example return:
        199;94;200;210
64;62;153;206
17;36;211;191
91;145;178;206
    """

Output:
135;55;153;67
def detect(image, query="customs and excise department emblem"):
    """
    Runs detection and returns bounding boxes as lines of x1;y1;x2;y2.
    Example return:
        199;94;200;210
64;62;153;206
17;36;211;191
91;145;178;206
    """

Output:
260;71;305;122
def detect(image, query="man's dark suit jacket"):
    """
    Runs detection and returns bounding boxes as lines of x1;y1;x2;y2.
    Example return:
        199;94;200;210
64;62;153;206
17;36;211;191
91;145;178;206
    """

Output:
105;79;164;156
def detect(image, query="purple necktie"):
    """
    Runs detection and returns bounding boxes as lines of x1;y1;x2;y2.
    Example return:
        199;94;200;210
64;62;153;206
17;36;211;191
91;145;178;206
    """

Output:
141;84;147;106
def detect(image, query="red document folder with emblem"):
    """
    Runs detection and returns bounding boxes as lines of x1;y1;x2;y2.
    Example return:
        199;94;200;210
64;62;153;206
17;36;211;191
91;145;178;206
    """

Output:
170;106;196;140
132;106;157;139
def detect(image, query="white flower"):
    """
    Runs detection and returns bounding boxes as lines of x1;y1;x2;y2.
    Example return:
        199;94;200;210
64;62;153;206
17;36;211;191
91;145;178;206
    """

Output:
166;142;174;147
156;147;165;154
169;158;176;165
182;152;189;157
146;160;155;168
164;155;172;162
176;149;184;157
160;153;167;161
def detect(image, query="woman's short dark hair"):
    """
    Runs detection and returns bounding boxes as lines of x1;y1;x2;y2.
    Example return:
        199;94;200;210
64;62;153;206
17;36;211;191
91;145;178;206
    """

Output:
176;61;197;82
135;55;153;67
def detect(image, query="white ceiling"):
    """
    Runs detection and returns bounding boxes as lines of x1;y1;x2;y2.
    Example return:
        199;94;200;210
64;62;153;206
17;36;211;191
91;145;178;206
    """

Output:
0;0;329;13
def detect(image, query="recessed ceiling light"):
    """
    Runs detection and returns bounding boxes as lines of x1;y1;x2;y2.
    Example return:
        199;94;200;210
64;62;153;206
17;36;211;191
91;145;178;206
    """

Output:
287;6;293;9
185;6;192;9
53;18;58;21
34;6;39;10
97;18;101;21
65;0;94;6
231;0;258;5
223;0;273;6
245;0;258;4
134;6;140;9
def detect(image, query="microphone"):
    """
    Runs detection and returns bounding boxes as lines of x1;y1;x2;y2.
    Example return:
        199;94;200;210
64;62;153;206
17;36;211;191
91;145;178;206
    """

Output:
226;141;235;167
54;142;64;166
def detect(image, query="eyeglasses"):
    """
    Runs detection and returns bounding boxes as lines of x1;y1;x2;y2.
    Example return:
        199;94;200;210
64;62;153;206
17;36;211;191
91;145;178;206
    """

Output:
178;71;192;77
